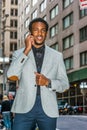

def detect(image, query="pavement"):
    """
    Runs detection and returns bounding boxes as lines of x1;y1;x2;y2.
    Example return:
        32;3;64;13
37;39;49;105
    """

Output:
0;115;87;130
56;115;87;130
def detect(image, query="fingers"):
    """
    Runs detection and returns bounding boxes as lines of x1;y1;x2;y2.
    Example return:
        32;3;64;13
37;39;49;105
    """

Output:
25;34;34;44
35;72;41;85
24;35;35;55
27;34;34;40
34;72;48;86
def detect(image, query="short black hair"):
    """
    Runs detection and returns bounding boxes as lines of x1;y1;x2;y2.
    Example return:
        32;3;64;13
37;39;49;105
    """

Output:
29;17;49;32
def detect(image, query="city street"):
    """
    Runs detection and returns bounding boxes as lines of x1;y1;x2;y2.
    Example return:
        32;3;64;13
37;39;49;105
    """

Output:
56;115;87;130
0;115;87;130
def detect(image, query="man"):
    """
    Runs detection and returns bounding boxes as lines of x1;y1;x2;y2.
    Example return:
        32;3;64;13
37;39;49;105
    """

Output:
7;17;69;130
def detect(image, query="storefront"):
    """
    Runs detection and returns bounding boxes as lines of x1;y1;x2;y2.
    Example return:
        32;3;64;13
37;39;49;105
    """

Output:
57;68;87;113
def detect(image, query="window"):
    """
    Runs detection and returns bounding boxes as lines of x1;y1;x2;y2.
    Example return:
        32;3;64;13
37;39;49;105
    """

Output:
80;51;87;66
10;20;17;27
32;0;37;6
10;9;18;16
23;34;27;42
10;42;17;51
24;32;29;39
40;0;47;12
10;31;17;39
80;26;87;42
63;0;73;9
14;32;17;39
11;9;14;16
63;12;73;29
43;15;46;20
25;18;29;28
32;10;37;19
15;0;18;5
25;5;30;15
63;34;74;50
50;5;58;20
11;0;14;4
64;57;73;70
50;24;58;38
14;20;17;27
80;9;87;18
15;9;18;16
11;0;18;5
51;43;58;51
10;20;13;27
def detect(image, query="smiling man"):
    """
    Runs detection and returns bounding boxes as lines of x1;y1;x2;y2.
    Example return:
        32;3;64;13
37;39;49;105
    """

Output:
7;17;69;130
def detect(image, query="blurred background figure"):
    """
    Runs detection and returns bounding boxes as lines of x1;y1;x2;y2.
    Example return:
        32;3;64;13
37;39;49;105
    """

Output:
1;95;11;129
8;94;14;109
8;93;14;129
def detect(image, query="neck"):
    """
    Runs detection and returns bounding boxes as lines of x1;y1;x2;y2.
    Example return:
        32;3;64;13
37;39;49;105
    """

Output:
33;44;44;48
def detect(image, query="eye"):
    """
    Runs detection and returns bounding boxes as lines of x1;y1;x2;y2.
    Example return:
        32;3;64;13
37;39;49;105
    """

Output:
42;29;46;32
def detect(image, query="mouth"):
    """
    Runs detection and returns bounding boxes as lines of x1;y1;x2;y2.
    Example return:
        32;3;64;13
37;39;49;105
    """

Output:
37;36;43;41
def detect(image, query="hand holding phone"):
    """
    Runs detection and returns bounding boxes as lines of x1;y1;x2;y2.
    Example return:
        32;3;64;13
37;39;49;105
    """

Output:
24;34;34;55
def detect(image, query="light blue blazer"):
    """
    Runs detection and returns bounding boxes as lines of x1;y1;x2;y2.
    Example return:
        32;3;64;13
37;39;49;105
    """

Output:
7;45;69;118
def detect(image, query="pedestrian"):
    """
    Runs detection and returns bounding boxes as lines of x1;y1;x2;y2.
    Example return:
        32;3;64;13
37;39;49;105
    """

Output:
7;17;69;130
8;94;14;108
1;95;11;129
8;93;14;129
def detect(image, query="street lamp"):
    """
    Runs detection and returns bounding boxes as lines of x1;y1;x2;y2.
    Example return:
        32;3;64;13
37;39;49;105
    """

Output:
2;14;9;95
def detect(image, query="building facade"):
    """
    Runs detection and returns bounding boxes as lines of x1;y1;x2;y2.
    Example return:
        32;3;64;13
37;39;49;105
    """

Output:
0;0;18;94
17;0;87;110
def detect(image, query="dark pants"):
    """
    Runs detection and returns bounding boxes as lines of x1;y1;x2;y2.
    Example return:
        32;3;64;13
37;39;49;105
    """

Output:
12;96;57;130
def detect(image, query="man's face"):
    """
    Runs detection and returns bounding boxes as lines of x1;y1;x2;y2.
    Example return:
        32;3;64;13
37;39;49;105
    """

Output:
31;22;47;47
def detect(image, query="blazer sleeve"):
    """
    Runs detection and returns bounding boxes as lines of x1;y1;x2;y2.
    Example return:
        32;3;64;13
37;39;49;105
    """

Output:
50;53;69;93
7;50;28;81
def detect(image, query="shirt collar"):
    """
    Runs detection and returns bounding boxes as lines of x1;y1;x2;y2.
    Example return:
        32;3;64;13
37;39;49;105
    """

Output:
32;45;45;53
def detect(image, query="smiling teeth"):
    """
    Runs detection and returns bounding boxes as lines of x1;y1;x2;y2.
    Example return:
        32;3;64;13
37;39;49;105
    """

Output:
38;37;42;40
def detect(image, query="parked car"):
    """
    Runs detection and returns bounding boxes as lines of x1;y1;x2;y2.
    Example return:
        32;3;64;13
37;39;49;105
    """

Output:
58;100;73;115
58;100;66;114
73;106;83;114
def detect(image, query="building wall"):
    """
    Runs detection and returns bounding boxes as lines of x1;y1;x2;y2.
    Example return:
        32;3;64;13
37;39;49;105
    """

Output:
18;0;87;73
0;0;18;94
17;0;87;107
1;0;18;57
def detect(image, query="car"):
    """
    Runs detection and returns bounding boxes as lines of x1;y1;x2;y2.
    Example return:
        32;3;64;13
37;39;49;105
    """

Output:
58;100;73;115
73;106;83;114
58;100;67;115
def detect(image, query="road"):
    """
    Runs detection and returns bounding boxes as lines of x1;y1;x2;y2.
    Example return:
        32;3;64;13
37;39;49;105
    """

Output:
56;115;87;130
0;115;87;130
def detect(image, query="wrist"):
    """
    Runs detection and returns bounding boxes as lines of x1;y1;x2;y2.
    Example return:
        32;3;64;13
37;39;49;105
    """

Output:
23;48;31;56
46;79;51;88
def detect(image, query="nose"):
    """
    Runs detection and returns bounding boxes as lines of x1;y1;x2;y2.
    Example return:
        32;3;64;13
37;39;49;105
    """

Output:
38;30;42;35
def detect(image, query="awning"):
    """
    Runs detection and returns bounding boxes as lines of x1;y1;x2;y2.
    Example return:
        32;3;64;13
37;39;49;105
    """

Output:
67;68;87;83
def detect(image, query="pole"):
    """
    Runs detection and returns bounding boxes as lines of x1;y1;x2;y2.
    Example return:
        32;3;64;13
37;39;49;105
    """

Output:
3;55;5;95
2;14;9;95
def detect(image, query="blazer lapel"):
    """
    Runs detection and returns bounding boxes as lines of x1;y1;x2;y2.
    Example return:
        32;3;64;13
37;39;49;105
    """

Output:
41;45;51;74
27;49;36;70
